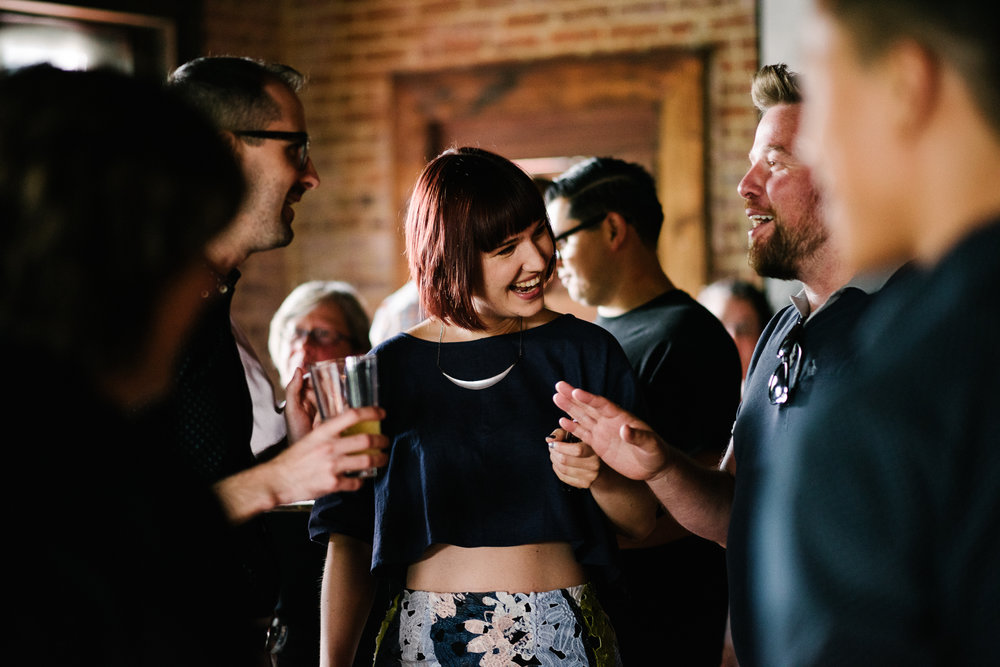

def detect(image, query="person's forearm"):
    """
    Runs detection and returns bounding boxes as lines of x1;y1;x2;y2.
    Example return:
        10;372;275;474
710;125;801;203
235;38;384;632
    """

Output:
590;469;658;541
320;534;377;667
647;450;734;547
617;511;691;549
212;463;280;524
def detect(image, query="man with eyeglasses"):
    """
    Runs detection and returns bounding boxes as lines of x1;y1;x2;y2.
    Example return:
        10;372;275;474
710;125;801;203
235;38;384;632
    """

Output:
157;57;388;666
550;64;896;667
545;158;742;666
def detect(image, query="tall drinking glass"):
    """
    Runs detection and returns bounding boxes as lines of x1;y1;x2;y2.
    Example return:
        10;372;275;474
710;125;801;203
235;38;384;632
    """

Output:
310;354;380;478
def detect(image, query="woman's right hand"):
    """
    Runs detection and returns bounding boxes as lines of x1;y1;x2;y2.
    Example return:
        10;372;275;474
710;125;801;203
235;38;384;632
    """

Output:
547;428;602;489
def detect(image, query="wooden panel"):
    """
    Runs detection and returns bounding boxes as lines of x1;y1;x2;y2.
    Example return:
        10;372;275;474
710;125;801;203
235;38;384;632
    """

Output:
445;104;656;167
657;56;706;292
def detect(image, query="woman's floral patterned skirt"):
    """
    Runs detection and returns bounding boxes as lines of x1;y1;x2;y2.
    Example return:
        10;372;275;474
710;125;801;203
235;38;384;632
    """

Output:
372;583;622;666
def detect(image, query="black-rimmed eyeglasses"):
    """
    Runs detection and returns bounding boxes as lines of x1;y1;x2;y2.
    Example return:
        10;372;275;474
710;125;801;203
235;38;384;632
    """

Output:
768;316;804;405
553;213;607;251
233;130;311;171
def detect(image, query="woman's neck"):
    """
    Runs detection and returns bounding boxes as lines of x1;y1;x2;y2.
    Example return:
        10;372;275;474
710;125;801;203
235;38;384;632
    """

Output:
409;309;561;342
440;315;522;342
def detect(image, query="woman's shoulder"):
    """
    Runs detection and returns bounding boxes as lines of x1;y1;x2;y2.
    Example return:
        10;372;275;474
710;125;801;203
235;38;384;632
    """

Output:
399;317;438;341
527;312;628;363
372;329;431;357
529;311;614;340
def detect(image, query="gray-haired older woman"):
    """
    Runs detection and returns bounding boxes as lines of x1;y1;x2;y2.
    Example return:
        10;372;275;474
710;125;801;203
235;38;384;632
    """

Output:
268;280;372;386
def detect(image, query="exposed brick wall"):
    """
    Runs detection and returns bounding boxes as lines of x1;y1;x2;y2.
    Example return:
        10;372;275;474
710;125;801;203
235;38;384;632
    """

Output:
201;0;760;383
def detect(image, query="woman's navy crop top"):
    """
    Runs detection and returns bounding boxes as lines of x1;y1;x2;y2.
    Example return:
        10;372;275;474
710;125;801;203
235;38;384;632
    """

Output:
309;314;642;580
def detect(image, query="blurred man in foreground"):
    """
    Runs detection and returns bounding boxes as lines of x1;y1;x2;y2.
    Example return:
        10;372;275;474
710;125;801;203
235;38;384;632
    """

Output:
3;64;251;666
754;1;1000;663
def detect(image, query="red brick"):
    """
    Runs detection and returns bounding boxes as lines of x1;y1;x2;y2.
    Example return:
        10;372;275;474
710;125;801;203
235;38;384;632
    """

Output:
508;12;547;27
561;7;610;21
551;28;602;43
610;24;661;39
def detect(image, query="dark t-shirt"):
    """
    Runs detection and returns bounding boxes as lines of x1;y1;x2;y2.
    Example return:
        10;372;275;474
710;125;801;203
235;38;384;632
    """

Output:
728;286;872;666
596;289;742;456
597;289;743;666
754;222;1000;665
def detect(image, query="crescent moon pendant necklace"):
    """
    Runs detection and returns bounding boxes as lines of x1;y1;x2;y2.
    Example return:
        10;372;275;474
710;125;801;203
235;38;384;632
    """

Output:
438;317;523;390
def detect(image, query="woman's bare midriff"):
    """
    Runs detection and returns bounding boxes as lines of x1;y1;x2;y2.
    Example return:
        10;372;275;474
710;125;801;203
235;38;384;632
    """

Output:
405;542;587;593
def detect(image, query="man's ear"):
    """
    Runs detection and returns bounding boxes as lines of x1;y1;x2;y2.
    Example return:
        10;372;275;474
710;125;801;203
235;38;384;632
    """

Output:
221;130;243;157
605;211;629;250
884;39;940;140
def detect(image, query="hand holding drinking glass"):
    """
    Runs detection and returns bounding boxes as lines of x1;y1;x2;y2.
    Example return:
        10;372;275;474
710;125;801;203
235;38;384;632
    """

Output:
310;354;383;478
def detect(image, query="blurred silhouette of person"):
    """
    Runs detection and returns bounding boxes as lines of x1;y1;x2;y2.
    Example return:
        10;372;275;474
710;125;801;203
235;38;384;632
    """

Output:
697;284;773;666
3;64;254;666
269;280;372;386
162;56;387;664
753;1;1000;664
546;157;741;666
698;279;773;388
369;280;424;347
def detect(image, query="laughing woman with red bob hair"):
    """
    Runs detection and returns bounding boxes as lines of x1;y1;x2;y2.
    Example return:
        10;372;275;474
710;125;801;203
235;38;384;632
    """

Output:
310;147;655;666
